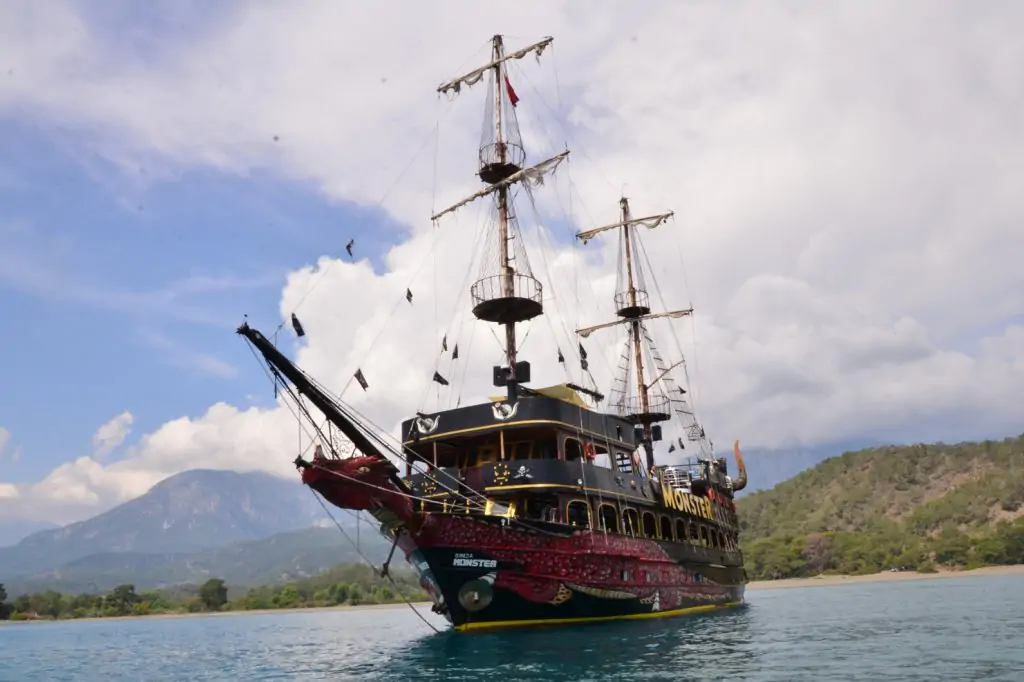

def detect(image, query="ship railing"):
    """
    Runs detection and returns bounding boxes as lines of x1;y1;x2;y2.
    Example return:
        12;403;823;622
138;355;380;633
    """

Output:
659;463;704;489
470;272;543;307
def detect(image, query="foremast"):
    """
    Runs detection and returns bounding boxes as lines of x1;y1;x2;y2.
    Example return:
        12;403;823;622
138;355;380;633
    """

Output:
433;35;568;401
575;199;695;471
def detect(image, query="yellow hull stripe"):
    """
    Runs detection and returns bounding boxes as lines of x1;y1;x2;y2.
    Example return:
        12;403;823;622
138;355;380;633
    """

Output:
454;600;744;632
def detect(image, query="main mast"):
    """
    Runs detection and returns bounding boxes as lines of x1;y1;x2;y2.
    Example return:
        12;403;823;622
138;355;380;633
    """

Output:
433;35;568;401
576;201;694;470
491;36;517;374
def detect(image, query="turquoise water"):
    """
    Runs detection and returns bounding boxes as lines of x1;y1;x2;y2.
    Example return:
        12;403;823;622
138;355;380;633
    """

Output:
1;575;1021;681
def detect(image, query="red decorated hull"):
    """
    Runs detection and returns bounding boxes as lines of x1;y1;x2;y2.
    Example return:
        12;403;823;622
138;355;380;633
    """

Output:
394;513;745;631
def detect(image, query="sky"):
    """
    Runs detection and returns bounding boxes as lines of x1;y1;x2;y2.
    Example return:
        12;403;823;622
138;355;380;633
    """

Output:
1;1;1023;533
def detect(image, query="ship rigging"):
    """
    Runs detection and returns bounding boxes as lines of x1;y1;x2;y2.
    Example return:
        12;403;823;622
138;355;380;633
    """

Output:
239;34;748;632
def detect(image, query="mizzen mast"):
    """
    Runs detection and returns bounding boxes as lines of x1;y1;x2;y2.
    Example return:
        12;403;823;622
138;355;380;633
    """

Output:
433;35;569;401
575;199;693;470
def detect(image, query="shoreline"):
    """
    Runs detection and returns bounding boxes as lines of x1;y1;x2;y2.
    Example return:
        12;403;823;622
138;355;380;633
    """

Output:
5;565;1022;625
0;601;433;625
746;564;1024;591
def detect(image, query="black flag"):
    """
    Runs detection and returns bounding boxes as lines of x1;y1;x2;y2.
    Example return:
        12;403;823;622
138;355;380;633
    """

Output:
578;343;588;360
678;386;687;395
290;313;306;338
354;369;369;391
678;437;685;449
345;239;354;258
557;348;565;363
668;443;676;453
441;335;448;352
452;344;459;360
432;371;450;386
405;288;413;303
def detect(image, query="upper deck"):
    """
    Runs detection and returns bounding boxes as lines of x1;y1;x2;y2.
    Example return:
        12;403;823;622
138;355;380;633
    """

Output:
400;385;639;461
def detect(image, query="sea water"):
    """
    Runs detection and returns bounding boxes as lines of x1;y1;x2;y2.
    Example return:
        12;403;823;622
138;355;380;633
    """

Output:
1;575;1021;681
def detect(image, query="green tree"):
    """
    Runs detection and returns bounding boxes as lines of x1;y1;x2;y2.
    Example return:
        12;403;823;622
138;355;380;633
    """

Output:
198;579;228;611
0;583;9;620
106;584;139;616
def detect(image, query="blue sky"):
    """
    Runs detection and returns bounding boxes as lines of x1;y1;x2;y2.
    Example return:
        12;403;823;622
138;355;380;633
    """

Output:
2;2;1023;535
0;117;400;483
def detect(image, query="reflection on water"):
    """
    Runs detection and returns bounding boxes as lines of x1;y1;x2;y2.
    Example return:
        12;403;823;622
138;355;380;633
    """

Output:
2;576;1022;681
392;606;755;681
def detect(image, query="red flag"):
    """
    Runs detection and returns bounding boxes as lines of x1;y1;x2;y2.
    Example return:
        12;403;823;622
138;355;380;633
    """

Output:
504;74;519;107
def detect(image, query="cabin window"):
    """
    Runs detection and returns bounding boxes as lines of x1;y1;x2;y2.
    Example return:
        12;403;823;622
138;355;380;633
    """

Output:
675;519;687;543
642;512;657;538
660;515;673;541
477;445;497;465
622;508;640;537
457;450;478;468
700;525;710;546
598;504;619;533
565;437;584;462
614;451;633;474
535;439;556;460
511;442;532;460
566;500;592;529
690;522;700;543
524;496;559;522
718;530;726;549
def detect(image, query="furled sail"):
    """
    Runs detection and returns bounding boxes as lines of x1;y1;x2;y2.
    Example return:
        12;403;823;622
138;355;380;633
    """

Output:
437;37;553;98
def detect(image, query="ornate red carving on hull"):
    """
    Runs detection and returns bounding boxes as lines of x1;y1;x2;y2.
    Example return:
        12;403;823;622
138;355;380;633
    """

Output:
404;514;734;611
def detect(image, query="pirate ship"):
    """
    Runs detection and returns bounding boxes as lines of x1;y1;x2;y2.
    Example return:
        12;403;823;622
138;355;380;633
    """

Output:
239;35;748;631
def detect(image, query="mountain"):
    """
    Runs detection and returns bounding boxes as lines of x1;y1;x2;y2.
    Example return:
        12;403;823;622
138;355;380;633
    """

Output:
737;435;1024;578
0;469;329;578
4;526;391;597
0;521;58;548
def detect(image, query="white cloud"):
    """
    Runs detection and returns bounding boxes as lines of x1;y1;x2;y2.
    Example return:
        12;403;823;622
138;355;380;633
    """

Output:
1;1;1023;525
91;411;134;461
0;426;9;460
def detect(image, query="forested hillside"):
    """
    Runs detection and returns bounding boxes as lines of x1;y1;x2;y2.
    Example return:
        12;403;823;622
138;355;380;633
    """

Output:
737;435;1024;579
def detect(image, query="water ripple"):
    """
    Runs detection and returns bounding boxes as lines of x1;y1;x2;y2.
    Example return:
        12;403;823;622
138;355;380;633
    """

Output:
1;575;1022;681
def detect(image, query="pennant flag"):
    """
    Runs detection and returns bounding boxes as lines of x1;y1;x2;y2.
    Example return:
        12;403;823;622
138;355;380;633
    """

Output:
346;239;354;258
405;288;413;303
441;335;448;352
452;344;459;360
290;313;306;338
432;371;450;386
578;343;588;360
668;443;676;453
354;369;369;391
678;386;687;395
557;348;565;363
678;437;685;450
504;74;519;107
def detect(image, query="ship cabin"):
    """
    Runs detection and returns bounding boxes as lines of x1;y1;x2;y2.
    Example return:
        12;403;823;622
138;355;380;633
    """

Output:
399;384;742;559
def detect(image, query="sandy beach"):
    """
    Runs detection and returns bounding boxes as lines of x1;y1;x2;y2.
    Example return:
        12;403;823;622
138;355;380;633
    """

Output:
747;564;1024;591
